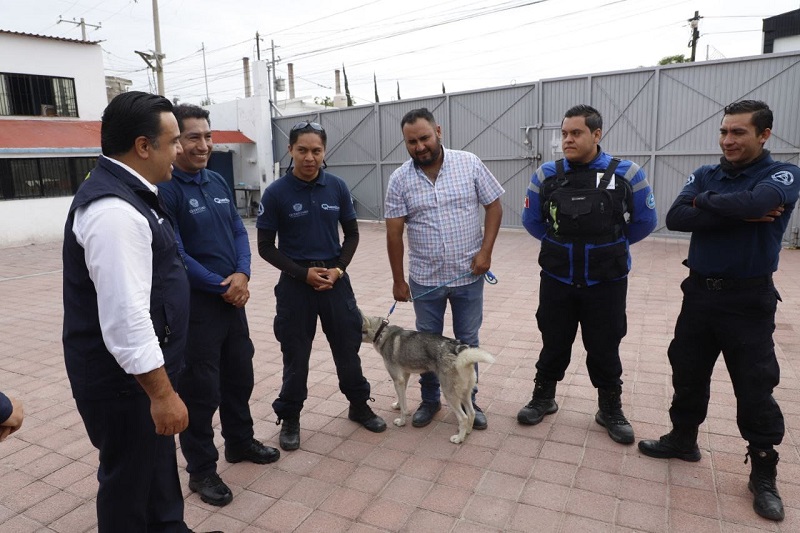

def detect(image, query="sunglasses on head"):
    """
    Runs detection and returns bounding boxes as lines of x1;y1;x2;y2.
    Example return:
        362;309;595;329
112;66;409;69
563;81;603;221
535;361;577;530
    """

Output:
291;121;324;132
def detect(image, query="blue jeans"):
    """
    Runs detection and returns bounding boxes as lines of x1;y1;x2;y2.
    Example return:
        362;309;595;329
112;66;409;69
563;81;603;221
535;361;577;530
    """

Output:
410;276;484;404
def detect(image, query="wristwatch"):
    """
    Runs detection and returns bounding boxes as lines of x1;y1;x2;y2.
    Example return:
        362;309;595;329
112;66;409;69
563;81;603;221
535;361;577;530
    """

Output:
335;267;345;278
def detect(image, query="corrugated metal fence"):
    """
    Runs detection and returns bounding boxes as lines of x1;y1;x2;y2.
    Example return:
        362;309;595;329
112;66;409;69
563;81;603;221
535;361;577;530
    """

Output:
272;52;800;242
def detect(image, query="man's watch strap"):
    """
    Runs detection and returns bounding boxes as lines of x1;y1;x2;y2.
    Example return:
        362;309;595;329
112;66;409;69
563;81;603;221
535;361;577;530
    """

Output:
335;267;345;277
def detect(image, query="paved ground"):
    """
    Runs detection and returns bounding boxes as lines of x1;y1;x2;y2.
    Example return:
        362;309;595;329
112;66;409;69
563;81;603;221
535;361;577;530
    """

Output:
1;220;800;532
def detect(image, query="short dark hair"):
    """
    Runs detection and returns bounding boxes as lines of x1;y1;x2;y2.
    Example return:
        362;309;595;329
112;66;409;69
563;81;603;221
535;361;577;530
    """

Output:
101;91;173;156
723;100;773;134
401;108;437;129
173;104;210;132
563;104;603;132
289;122;327;147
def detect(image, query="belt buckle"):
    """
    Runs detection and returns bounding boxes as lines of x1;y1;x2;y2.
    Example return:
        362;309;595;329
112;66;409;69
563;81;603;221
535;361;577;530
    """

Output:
705;278;723;291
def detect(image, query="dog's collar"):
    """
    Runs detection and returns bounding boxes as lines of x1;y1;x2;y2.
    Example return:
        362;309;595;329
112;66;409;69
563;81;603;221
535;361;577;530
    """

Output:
373;318;390;342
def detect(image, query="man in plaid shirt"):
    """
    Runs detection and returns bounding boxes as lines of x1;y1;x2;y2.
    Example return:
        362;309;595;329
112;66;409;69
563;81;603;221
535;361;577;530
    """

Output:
385;108;504;430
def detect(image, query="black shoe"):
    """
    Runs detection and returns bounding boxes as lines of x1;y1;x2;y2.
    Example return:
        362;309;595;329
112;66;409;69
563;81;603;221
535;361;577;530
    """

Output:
279;417;300;451
595;409;634;444
412;401;441;428
225;438;280;465
188;473;233;507
747;447;784;521
517;398;558;425
638;429;701;462
472;403;487;430
348;402;387;433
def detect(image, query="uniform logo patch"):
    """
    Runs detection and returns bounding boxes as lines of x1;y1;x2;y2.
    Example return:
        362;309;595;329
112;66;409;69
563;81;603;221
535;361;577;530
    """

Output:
771;170;794;186
189;198;199;208
293;203;303;212
524;196;529;209
321;203;339;211
257;202;265;217
646;192;656;210
213;197;230;204
686;174;695;185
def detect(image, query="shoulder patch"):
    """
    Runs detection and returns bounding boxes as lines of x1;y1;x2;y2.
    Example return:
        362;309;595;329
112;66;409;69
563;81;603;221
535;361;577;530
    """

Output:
646;192;656;210
771;170;794;186
686;174;695;185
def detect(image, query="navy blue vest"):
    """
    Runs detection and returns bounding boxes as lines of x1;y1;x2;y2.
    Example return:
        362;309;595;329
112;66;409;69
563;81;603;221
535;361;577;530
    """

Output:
62;157;189;400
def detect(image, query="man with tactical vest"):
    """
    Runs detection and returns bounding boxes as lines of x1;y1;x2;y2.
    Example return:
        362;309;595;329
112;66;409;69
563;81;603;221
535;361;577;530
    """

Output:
518;104;657;444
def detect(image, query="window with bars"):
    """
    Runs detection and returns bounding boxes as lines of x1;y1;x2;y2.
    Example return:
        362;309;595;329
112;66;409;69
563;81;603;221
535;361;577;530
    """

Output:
0;72;79;117
0;157;96;199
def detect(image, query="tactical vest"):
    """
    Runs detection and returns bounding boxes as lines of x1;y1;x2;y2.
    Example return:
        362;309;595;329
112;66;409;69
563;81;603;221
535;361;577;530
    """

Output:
538;158;633;286
540;158;631;242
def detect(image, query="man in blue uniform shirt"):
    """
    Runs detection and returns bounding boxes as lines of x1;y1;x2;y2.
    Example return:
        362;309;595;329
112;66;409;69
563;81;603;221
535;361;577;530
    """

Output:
518;104;657;445
158;105;279;507
256;121;386;451
639;100;800;522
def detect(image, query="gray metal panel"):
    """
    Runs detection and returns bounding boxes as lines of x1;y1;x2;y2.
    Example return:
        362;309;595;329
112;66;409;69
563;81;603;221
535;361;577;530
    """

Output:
593;71;656;153
325;163;381;220
448;84;537;158
541;78;588;125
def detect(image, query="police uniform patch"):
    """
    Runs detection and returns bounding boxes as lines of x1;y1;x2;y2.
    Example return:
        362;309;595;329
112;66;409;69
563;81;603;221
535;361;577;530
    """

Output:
686;174;695;185
257;202;265;217
646;192;656;210
293;203;303;212
771;170;794;186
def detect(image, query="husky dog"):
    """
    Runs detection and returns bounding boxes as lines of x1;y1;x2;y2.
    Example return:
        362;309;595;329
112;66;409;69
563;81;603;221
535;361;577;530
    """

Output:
361;313;495;444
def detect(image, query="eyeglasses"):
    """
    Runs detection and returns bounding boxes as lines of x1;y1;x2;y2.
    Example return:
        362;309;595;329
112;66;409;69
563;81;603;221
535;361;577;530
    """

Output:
291;121;324;132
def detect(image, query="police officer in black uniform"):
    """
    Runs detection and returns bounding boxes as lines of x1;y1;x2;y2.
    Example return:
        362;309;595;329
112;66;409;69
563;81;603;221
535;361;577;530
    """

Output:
519;105;657;444
256;121;386;451
639;100;800;522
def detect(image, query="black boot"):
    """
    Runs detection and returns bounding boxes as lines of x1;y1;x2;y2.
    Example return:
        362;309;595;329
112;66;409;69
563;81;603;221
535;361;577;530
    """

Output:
747;446;784;521
278;417;300;451
595;386;634;444
638;425;701;461
517;377;558;426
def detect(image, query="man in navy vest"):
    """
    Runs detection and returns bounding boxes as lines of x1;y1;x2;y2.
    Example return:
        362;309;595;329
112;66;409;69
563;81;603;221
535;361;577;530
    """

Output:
63;92;200;532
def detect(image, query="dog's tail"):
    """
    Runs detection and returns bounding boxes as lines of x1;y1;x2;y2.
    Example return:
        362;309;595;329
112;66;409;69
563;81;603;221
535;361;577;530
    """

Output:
455;347;495;367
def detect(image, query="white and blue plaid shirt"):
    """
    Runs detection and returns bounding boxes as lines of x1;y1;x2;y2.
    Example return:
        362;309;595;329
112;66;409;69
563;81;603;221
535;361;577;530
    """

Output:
385;148;505;287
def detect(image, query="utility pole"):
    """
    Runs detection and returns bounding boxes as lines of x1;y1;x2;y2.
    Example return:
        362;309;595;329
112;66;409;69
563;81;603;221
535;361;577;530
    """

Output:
201;42;209;103
688;10;702;62
151;0;165;95
57;17;101;41
255;32;261;61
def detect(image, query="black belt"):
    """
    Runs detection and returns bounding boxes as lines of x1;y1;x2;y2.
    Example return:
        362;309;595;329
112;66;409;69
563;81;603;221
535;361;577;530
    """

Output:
295;259;338;268
689;270;772;291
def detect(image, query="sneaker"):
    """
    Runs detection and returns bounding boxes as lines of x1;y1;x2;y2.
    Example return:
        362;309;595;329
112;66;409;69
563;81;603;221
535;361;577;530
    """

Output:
348;402;387;432
188;473;233;507
411;401;441;428
225;438;280;464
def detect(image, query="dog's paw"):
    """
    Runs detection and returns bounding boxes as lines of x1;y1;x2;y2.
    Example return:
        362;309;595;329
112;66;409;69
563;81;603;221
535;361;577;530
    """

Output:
394;417;406;427
391;401;400;410
449;434;464;444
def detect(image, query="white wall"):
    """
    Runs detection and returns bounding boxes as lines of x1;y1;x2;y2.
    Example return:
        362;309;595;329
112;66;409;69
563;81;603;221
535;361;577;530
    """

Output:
774;35;800;53
206;66;274;192
0;33;107;120
0;197;71;247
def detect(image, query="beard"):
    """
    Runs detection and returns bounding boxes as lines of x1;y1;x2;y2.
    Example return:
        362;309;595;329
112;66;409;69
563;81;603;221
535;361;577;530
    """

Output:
411;140;442;167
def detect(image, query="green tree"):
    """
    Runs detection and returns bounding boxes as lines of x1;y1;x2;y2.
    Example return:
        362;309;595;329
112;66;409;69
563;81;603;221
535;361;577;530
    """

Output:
658;54;688;65
342;64;353;107
314;96;334;107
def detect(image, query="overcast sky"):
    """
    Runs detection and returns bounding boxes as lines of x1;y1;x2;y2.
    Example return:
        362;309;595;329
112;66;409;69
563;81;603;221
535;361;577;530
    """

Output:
2;0;799;107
